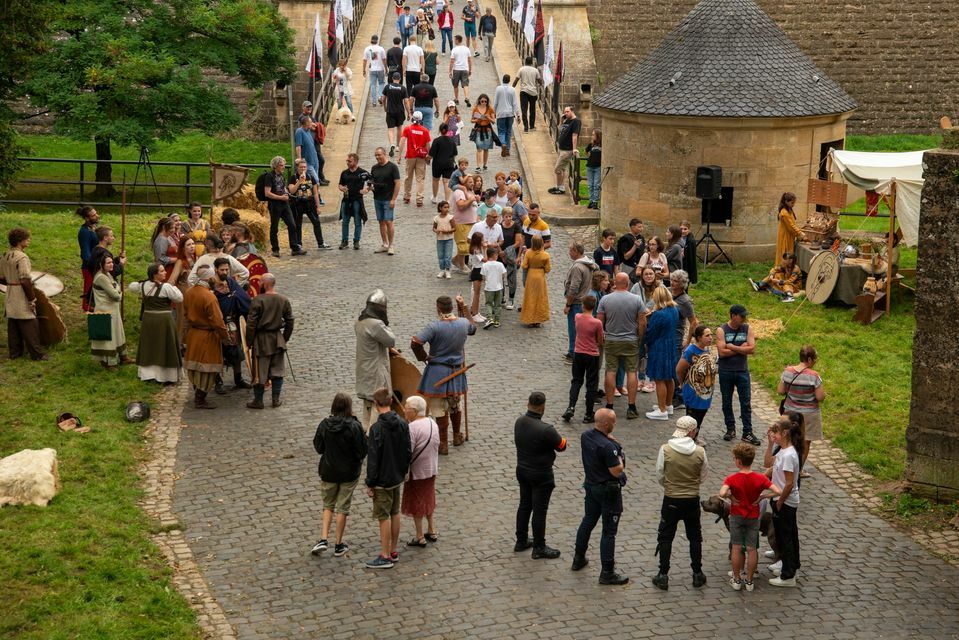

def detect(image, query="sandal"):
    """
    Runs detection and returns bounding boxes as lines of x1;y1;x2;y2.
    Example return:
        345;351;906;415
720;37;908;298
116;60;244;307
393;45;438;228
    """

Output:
425;533;438;543
406;538;428;547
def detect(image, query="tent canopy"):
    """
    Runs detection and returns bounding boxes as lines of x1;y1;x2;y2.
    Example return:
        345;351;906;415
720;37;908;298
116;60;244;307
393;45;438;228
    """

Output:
828;148;929;246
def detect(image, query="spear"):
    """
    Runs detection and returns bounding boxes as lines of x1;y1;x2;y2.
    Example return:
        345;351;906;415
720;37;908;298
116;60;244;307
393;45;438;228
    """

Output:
120;174;127;320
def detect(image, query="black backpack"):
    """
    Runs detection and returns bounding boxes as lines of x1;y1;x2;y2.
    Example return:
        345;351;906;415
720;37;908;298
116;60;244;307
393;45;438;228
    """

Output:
254;171;271;202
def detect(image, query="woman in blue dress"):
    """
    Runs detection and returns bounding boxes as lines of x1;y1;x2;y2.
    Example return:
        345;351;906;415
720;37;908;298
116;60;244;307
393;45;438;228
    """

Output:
643;286;679;420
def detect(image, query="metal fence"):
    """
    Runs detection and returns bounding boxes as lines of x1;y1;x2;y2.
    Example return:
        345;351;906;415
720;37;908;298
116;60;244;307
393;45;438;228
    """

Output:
2;157;272;210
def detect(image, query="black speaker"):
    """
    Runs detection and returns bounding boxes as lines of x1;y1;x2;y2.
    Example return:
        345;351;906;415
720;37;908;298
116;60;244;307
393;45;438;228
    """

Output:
702;186;733;224
695;165;722;199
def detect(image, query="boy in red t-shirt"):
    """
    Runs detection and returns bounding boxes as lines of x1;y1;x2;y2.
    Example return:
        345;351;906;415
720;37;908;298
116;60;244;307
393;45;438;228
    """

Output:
719;443;781;591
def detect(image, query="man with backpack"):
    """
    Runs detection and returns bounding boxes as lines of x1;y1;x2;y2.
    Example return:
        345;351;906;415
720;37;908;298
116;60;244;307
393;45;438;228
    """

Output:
258;156;307;258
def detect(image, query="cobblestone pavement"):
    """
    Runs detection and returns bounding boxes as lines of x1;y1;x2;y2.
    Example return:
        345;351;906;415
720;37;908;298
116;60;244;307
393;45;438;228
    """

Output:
171;9;959;640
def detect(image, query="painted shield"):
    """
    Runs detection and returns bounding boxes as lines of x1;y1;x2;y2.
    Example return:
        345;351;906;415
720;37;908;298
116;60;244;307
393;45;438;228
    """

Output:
240;254;269;297
806;250;840;304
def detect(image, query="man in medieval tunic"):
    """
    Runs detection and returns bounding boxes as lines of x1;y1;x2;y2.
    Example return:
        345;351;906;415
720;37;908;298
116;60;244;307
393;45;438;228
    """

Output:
410;294;474;455
355;289;398;430
0;227;48;360
245;273;295;409
183;265;229;409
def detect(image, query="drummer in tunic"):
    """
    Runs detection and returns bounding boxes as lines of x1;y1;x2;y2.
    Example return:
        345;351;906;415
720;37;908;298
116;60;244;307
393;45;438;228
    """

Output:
410;295;475;455
0;227;48;360
245;273;295;409
183;265;229;409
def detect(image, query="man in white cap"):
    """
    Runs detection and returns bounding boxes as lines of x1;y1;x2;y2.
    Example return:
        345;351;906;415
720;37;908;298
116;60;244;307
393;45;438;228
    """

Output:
652;415;709;591
397;110;432;209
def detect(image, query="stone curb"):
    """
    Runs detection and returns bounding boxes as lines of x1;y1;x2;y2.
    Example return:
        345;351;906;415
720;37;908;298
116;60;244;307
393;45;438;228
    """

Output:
139;381;238;640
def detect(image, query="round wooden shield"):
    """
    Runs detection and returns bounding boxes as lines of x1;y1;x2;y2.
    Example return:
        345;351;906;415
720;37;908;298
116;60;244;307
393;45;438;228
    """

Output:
35;290;67;346
0;271;64;297
806;251;840;304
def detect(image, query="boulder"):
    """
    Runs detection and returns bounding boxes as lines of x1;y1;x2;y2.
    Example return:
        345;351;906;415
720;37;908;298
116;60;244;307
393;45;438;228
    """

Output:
0;448;61;507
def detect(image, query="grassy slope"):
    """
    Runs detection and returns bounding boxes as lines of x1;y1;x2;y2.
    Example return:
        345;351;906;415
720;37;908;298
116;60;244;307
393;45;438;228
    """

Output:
0;211;199;639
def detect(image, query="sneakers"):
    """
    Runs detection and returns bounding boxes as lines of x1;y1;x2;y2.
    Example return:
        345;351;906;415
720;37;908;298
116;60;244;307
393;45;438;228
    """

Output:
730;577;742;591
365;555;394;569
692;571;707;588
465;98;471;107
493;320;500;328
318;243;333;250
353;241;360;250
431;196;439;204
769;576;797;587
444;270;452;279
562;406;574;422
310;539;328;555
768;560;782;575
582;412;595;424
645;408;669;421
506;300;514;310
599;570;629;585
547;187;566;195
626;407;640;420
292;248;308;256
387;245;395;256
744;580;754;592
781;294;795;303
748;277;760;292
483;319;494;330
390;551;399;563
641;381;656;393
333;542;350;557
742;433;762;446
666;405;674;415
531;545;561;560
571;554;588;571
437;271;446;278
374;245;389;253
562;352;573;363
339;242;348;250
514;539;533;552
764;549;777;559
723;430;736;441
652;572;669;590
473;313;487;323
613;388;622;398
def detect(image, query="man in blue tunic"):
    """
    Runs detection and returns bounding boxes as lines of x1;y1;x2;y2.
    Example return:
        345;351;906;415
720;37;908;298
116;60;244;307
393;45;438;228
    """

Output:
410;294;475;455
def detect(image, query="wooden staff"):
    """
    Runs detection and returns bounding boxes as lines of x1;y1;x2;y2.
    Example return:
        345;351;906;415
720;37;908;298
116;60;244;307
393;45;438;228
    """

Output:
120;175;127;319
431;363;475;387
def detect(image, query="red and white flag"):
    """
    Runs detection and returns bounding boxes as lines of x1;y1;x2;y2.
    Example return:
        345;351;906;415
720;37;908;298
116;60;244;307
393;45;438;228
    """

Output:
304;13;323;76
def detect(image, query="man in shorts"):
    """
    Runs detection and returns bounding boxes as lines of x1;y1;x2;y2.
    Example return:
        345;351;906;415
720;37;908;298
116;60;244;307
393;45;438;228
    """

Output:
461;0;479;55
369;147;401;255
410;294;476;455
595;272;645;419
364;387;412;569
380;72;409;157
448;34;473;106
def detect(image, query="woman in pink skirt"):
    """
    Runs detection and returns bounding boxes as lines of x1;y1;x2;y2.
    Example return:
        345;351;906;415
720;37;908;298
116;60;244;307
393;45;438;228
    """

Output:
402;395;440;547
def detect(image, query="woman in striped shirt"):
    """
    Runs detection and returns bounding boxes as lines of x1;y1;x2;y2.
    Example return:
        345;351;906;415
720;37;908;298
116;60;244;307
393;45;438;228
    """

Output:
778;345;826;474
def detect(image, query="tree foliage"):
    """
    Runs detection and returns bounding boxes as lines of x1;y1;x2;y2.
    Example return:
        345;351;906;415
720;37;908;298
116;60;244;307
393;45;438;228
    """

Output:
23;0;296;194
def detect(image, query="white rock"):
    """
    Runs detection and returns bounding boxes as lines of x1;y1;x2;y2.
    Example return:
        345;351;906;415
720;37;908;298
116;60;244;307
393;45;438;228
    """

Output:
0;448;60;507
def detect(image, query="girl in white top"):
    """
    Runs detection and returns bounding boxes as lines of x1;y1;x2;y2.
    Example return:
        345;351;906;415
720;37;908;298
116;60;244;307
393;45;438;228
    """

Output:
637;235;669;281
332;60;354;113
432;201;455;278
766;415;802;587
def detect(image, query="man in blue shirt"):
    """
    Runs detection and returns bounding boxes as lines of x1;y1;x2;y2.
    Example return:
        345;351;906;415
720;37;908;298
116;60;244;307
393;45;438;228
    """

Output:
572;408;629;585
295;115;321;184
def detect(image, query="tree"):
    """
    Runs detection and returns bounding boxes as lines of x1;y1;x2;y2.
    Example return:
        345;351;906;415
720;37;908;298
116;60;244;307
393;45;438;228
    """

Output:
0;0;55;196
25;0;296;196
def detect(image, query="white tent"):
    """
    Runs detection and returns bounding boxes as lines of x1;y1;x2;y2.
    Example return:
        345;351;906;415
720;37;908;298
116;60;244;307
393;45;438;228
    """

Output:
827;148;929;246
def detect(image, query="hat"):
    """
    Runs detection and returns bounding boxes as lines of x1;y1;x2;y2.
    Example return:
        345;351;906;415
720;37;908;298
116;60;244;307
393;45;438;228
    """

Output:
392;71;402;81
672;416;699;438
729;304;748;317
411;110;423;122
302;100;313;108
447;100;456;108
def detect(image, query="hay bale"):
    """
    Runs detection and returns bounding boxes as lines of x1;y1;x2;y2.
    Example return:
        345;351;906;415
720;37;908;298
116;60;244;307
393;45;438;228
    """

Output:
212;207;269;247
0;448;60;507
219;184;268;217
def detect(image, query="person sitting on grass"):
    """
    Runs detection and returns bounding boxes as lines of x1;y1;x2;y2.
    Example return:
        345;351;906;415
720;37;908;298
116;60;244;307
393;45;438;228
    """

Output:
750;252;802;302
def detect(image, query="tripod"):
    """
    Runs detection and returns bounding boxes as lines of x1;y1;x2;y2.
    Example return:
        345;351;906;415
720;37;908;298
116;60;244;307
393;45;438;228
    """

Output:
699;198;733;267
130;145;163;206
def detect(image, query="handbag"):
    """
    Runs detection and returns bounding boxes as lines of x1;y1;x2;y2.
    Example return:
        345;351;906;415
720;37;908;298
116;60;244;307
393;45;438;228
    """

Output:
407;418;437;482
468;128;477;143
87;312;113;341
779;368;803;415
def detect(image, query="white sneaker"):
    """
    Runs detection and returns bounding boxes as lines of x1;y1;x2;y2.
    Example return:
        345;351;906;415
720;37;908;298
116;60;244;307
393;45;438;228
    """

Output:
768;576;796;588
764;550;776;559
666;405;674;415
645;409;669;421
431;196;439;204
729;577;742;591
444;270;452;279
506;301;514;310
744;580;755;592
387;245;395;256
437;271;446;278
473;313;486;323
768;560;782;576
374;245;389;253
613;388;622;398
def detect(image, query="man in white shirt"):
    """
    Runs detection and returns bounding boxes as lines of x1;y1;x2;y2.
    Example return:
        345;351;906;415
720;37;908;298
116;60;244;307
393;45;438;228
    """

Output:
448;34;473;106
402;35;425;93
469;206;504;248
363;35;388;107
512;56;542;132
493;74;520;157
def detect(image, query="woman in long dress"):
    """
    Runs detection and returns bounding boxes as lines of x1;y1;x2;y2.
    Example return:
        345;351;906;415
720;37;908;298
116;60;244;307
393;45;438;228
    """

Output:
129;263;183;383
90;254;130;370
643;286;679;420
181;202;210;257
775;192;805;262
167;236;197;349
520;235;551;326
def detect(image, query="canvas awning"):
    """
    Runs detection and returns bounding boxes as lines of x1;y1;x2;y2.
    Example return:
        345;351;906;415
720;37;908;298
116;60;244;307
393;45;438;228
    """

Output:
827;149;929;246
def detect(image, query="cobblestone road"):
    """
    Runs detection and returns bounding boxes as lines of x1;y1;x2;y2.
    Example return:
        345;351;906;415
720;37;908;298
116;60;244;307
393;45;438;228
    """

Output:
171;6;959;639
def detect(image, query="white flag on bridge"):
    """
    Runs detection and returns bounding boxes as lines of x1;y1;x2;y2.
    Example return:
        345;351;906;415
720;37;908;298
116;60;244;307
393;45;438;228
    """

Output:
523;0;535;45
543;18;555;87
511;0;523;23
340;0;354;21
335;0;345;43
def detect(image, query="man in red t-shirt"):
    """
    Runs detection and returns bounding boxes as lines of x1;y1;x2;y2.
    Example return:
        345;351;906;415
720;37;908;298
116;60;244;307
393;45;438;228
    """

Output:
720;443;781;591
563;294;604;424
398;111;432;207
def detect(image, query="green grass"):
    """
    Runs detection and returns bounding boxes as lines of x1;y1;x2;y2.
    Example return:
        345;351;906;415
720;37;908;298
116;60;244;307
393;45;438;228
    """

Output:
690;262;914;481
846;134;941;152
6;133;289;210
0;211;200;639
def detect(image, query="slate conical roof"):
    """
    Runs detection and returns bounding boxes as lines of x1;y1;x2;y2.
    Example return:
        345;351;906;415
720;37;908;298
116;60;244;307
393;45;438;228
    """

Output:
593;0;857;118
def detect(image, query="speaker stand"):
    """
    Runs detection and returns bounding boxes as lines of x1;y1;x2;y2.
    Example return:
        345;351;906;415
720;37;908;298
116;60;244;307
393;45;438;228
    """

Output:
699;200;733;267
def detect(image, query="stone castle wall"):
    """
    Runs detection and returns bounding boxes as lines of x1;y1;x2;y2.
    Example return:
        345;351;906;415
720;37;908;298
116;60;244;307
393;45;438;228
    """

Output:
586;0;959;134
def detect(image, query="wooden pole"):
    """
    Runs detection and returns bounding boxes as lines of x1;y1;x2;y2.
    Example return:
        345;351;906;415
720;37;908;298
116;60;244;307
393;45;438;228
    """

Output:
885;181;897;315
120;175;127;320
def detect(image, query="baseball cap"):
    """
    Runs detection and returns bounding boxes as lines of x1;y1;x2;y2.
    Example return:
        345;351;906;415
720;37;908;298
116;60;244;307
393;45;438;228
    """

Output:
302;100;313;108
672;416;699;438
391;71;402;81
730;304;748;317
447;100;456;108
411;110;423;122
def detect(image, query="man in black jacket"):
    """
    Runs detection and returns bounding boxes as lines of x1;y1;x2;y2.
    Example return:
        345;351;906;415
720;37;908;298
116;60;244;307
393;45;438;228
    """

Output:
365;387;412;569
311;392;368;558
513;391;567;559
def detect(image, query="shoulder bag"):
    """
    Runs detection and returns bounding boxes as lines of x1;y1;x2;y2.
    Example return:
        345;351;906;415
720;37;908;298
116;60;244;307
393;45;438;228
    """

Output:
779;367;804;415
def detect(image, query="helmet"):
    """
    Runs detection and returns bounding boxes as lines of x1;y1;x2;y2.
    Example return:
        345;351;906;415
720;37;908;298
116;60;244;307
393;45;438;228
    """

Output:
842;244;859;258
367;289;388;306
125;401;151;422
